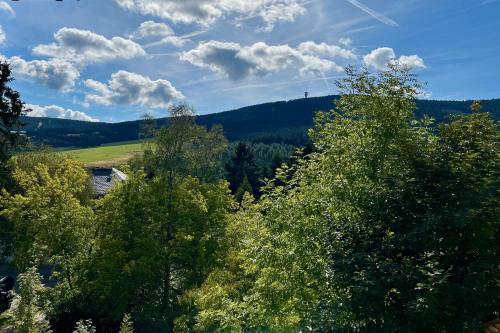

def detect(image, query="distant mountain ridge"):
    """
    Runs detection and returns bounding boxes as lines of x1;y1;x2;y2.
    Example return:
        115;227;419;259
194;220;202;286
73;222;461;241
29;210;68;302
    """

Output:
23;95;500;148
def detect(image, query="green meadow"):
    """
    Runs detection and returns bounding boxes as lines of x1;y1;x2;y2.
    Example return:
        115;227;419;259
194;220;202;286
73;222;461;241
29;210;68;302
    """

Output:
61;140;144;166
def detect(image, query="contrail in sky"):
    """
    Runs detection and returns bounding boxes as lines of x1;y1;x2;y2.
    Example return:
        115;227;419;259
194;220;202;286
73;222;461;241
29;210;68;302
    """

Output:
320;71;332;93
346;0;399;27
144;29;208;48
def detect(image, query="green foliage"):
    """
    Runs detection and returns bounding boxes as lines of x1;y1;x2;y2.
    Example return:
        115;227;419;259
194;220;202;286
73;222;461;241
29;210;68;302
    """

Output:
69;107;235;331
470;100;482;112
13;267;52;333
72;320;95;333
139;113;157;141
82;170;234;330
119;313;134;333
244;142;296;179
20;93;500;148
225;142;259;198
1;152;96;332
191;64;499;332
0;61;28;189
145;104;228;182
3;67;498;333
0;62;29;258
8;150;94;201
189;194;267;332
234;175;252;202
79;171;163;323
1;153;95;274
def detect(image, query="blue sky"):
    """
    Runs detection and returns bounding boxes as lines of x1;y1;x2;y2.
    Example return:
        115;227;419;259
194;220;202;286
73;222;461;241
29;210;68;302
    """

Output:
0;0;499;122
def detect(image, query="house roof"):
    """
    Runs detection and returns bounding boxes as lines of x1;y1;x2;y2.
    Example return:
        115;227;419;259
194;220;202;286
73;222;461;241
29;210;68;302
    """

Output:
90;167;128;197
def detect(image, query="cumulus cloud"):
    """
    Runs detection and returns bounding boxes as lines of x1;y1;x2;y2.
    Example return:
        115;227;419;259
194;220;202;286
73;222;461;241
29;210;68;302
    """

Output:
181;41;354;80
131;21;186;47
132;21;174;39
298;41;356;59
0;1;15;17
27;104;99;122
4;55;80;91
254;1;306;31
33;28;146;64
115;0;307;31
1;28;146;91
363;47;395;70
84;70;184;108
398;55;426;70
363;47;426;70
0;26;5;45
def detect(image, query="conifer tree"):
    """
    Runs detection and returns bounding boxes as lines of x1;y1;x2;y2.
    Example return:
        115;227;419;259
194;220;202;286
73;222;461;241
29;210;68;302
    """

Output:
225;142;259;197
0;62;28;189
234;174;253;202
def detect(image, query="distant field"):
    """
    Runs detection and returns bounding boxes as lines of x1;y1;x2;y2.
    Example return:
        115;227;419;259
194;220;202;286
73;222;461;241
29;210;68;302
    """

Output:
62;140;144;167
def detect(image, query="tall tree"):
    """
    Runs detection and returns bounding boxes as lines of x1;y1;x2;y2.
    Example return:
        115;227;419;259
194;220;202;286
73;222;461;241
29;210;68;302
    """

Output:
192;64;499;332
80;169;233;332
186;194;269;333
146;104;227;182
0;62;29;259
12;267;52;333
0;62;28;189
139;112;157;142
150;104;229;331
225;142;259;198
69;105;234;332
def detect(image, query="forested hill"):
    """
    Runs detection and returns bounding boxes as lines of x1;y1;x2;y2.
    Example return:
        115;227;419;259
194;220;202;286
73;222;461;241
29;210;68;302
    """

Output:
23;95;500;147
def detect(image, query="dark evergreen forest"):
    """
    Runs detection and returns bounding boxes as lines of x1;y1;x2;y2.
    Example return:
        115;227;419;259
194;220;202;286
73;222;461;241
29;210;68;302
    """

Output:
23;96;500;147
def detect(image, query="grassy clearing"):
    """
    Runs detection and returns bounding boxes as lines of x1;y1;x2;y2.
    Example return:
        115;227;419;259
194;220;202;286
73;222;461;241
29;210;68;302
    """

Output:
62;140;144;166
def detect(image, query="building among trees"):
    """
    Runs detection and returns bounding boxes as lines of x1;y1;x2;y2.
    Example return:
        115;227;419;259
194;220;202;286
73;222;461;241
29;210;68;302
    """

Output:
90;167;128;197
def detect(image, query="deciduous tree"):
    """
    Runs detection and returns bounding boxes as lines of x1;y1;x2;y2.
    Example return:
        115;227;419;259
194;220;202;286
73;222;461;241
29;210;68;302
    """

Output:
191;64;499;332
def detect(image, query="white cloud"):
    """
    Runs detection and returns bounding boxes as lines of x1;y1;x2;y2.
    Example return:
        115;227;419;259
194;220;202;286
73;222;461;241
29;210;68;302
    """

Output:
0;25;5;45
254;1;306;31
363;47;426;70
33;27;146;64
5;55;80;91
27;104;99;122
363;47;395;70
131;21;186;47
398;54;426;70
0;1;15;17
115;0;307;31
298;41;356;59
132;21;174;39
181;40;354;80
84;70;184;108
339;37;352;47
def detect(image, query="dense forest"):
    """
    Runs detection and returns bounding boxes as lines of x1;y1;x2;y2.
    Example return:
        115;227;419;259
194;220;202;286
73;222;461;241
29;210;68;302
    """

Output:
22;95;500;148
0;61;499;333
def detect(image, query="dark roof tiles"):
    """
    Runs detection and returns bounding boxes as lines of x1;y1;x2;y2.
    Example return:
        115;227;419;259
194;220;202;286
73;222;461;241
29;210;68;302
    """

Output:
90;167;128;197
